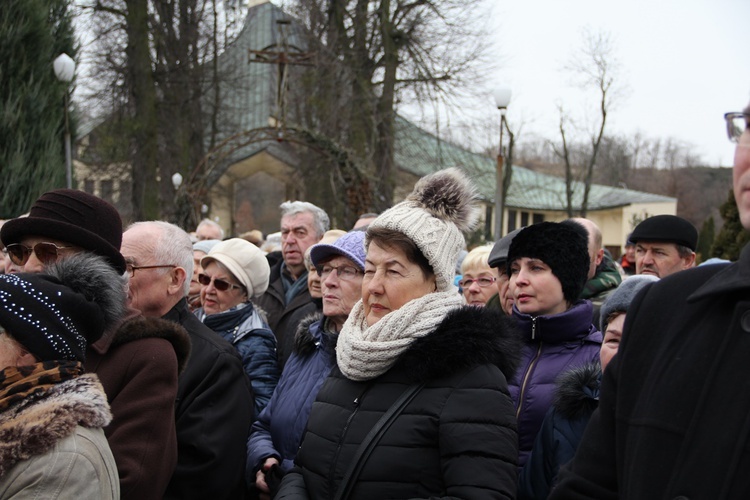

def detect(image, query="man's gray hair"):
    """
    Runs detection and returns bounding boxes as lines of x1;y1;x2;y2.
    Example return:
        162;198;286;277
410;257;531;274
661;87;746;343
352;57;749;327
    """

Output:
128;221;194;296
279;201;330;238
196;218;225;239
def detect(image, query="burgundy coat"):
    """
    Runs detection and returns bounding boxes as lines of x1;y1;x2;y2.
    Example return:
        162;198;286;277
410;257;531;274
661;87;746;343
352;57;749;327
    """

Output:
86;310;191;500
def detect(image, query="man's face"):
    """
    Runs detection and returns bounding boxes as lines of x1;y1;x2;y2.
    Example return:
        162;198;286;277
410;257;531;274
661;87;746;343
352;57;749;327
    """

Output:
7;236;80;274
190;250;206;296
121;225;176;318
625;244;636;262
195;223;222;241
281;212;319;275
733;106;750;229
635;241;694;278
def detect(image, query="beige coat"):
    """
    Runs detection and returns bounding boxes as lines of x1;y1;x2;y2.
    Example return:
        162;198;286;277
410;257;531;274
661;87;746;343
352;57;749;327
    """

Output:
0;373;119;499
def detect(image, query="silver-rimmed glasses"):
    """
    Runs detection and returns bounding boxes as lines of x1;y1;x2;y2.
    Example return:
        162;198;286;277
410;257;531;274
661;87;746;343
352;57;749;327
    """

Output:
725;112;749;143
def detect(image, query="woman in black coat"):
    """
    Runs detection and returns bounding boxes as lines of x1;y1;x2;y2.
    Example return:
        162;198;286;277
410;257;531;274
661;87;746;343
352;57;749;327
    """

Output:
275;168;522;499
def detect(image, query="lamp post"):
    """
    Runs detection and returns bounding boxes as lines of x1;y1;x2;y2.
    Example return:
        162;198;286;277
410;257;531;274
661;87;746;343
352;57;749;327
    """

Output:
53;53;76;189
492;86;512;239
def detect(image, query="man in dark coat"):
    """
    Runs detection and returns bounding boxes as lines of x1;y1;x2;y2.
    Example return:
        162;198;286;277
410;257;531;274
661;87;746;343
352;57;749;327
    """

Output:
121;221;255;499
551;102;750;498
254;201;329;366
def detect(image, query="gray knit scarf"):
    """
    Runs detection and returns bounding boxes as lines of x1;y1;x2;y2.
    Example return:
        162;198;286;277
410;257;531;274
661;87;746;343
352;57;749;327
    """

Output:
337;291;463;381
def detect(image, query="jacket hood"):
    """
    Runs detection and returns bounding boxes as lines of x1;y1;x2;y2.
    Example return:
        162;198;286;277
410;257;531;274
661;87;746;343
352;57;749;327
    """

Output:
396;306;523;382
0;373;111;477
293;312;324;356
553;362;601;420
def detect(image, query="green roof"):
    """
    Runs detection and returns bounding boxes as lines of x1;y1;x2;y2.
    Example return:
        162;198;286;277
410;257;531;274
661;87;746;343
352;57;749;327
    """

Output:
393;116;675;211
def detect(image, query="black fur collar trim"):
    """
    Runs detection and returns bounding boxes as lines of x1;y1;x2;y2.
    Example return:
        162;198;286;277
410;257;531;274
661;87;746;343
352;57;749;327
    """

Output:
395;306;522;382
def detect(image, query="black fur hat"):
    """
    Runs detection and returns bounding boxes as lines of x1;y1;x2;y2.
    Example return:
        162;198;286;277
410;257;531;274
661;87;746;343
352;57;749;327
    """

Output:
506;222;590;304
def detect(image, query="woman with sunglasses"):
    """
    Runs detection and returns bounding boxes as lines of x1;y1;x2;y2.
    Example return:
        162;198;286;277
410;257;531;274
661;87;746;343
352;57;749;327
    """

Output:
459;244;498;307
194;238;280;417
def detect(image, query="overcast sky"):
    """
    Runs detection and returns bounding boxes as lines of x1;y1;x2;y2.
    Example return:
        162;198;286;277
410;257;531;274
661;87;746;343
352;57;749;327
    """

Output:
487;0;749;167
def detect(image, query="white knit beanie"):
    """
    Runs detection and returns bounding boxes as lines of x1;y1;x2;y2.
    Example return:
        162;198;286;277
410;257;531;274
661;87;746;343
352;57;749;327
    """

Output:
201;238;270;298
367;167;479;292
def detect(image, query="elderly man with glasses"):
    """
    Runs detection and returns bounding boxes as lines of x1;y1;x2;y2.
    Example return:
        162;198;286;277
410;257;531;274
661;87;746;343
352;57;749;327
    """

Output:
121;221;255;499
0;189;190;500
551;103;750;498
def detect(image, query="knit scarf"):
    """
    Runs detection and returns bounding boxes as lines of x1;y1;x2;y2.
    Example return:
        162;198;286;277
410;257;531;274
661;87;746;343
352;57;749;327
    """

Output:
337;291;463;381
0;361;83;412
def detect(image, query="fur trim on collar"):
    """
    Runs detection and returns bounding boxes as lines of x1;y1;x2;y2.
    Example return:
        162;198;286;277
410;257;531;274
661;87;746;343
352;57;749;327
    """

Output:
396;306;522;382
552;362;600;420
0;374;110;478
293;312;324;357
114;316;192;374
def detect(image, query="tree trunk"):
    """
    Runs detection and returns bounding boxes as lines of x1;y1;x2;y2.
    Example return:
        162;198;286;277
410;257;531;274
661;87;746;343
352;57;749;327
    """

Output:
125;0;159;220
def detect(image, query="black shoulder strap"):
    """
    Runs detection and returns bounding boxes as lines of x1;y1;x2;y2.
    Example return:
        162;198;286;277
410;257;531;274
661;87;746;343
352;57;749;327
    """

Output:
332;383;423;500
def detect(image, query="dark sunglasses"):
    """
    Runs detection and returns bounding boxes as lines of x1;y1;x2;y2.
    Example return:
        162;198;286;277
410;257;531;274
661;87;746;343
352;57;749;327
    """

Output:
198;273;243;292
5;242;73;266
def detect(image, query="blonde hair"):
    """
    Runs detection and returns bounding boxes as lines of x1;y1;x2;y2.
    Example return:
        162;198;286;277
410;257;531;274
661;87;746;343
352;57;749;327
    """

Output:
461;244;494;275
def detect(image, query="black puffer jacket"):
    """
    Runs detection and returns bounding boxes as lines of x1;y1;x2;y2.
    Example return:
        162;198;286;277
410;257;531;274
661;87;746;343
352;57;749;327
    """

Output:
276;306;522;500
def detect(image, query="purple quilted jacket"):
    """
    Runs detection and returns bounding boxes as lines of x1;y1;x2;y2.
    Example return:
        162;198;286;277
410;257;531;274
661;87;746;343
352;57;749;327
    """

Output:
509;300;602;468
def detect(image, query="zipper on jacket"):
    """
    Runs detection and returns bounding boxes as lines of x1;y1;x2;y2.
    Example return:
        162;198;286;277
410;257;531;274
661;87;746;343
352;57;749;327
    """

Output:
516;342;543;420
531;316;538;341
329;387;367;494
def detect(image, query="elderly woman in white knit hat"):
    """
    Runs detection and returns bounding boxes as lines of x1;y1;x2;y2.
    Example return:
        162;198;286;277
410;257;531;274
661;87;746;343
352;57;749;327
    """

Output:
275;168;523;499
195;238;280;416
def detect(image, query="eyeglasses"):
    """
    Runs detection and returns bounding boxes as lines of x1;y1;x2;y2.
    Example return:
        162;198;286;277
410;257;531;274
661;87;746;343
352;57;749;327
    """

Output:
126;263;176;277
459;276;497;288
5;242;74;266
316;264;363;281
198;273;243;292
724;112;749;143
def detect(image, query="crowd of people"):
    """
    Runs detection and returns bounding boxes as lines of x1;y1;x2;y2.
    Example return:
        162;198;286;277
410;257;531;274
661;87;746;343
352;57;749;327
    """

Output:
0;101;746;499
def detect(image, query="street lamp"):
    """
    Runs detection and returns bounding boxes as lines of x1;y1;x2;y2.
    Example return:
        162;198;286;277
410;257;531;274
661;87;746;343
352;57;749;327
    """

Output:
53;53;75;189
172;172;183;190
492;86;512;239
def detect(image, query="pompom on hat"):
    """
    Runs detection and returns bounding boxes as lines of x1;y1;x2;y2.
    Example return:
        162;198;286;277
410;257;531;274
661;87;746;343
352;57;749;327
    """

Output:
506;222;590;304
201;238;270;298
367;167;480;292
0;189;127;274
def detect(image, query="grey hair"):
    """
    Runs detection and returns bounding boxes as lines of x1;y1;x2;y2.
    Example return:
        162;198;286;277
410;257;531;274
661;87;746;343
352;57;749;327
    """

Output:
45;253;128;331
197;219;225;239
128;221;194;296
279;201;330;239
676;244;695;259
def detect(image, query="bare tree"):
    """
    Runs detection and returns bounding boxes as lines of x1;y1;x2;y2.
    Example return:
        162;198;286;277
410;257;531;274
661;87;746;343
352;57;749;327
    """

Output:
76;0;246;222
552;28;623;217
288;0;495;210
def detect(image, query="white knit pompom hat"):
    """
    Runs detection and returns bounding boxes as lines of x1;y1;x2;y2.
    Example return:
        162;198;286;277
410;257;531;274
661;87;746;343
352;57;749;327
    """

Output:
367;167;479;292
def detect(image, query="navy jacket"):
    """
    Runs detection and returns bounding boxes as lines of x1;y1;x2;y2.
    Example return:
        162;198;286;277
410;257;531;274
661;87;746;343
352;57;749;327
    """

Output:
246;314;335;478
519;362;600;499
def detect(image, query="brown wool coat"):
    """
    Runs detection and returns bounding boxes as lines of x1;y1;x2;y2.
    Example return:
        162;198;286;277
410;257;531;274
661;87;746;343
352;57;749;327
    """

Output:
86;310;191;500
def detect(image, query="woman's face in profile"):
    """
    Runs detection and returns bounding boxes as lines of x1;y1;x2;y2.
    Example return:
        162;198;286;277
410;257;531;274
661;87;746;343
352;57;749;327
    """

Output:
362;241;436;327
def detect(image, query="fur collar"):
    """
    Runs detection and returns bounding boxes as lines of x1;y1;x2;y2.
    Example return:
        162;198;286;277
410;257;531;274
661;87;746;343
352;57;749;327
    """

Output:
113;316;192;374
0;374;110;478
395;306;522;382
293;312;324;356
552;362;600;420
